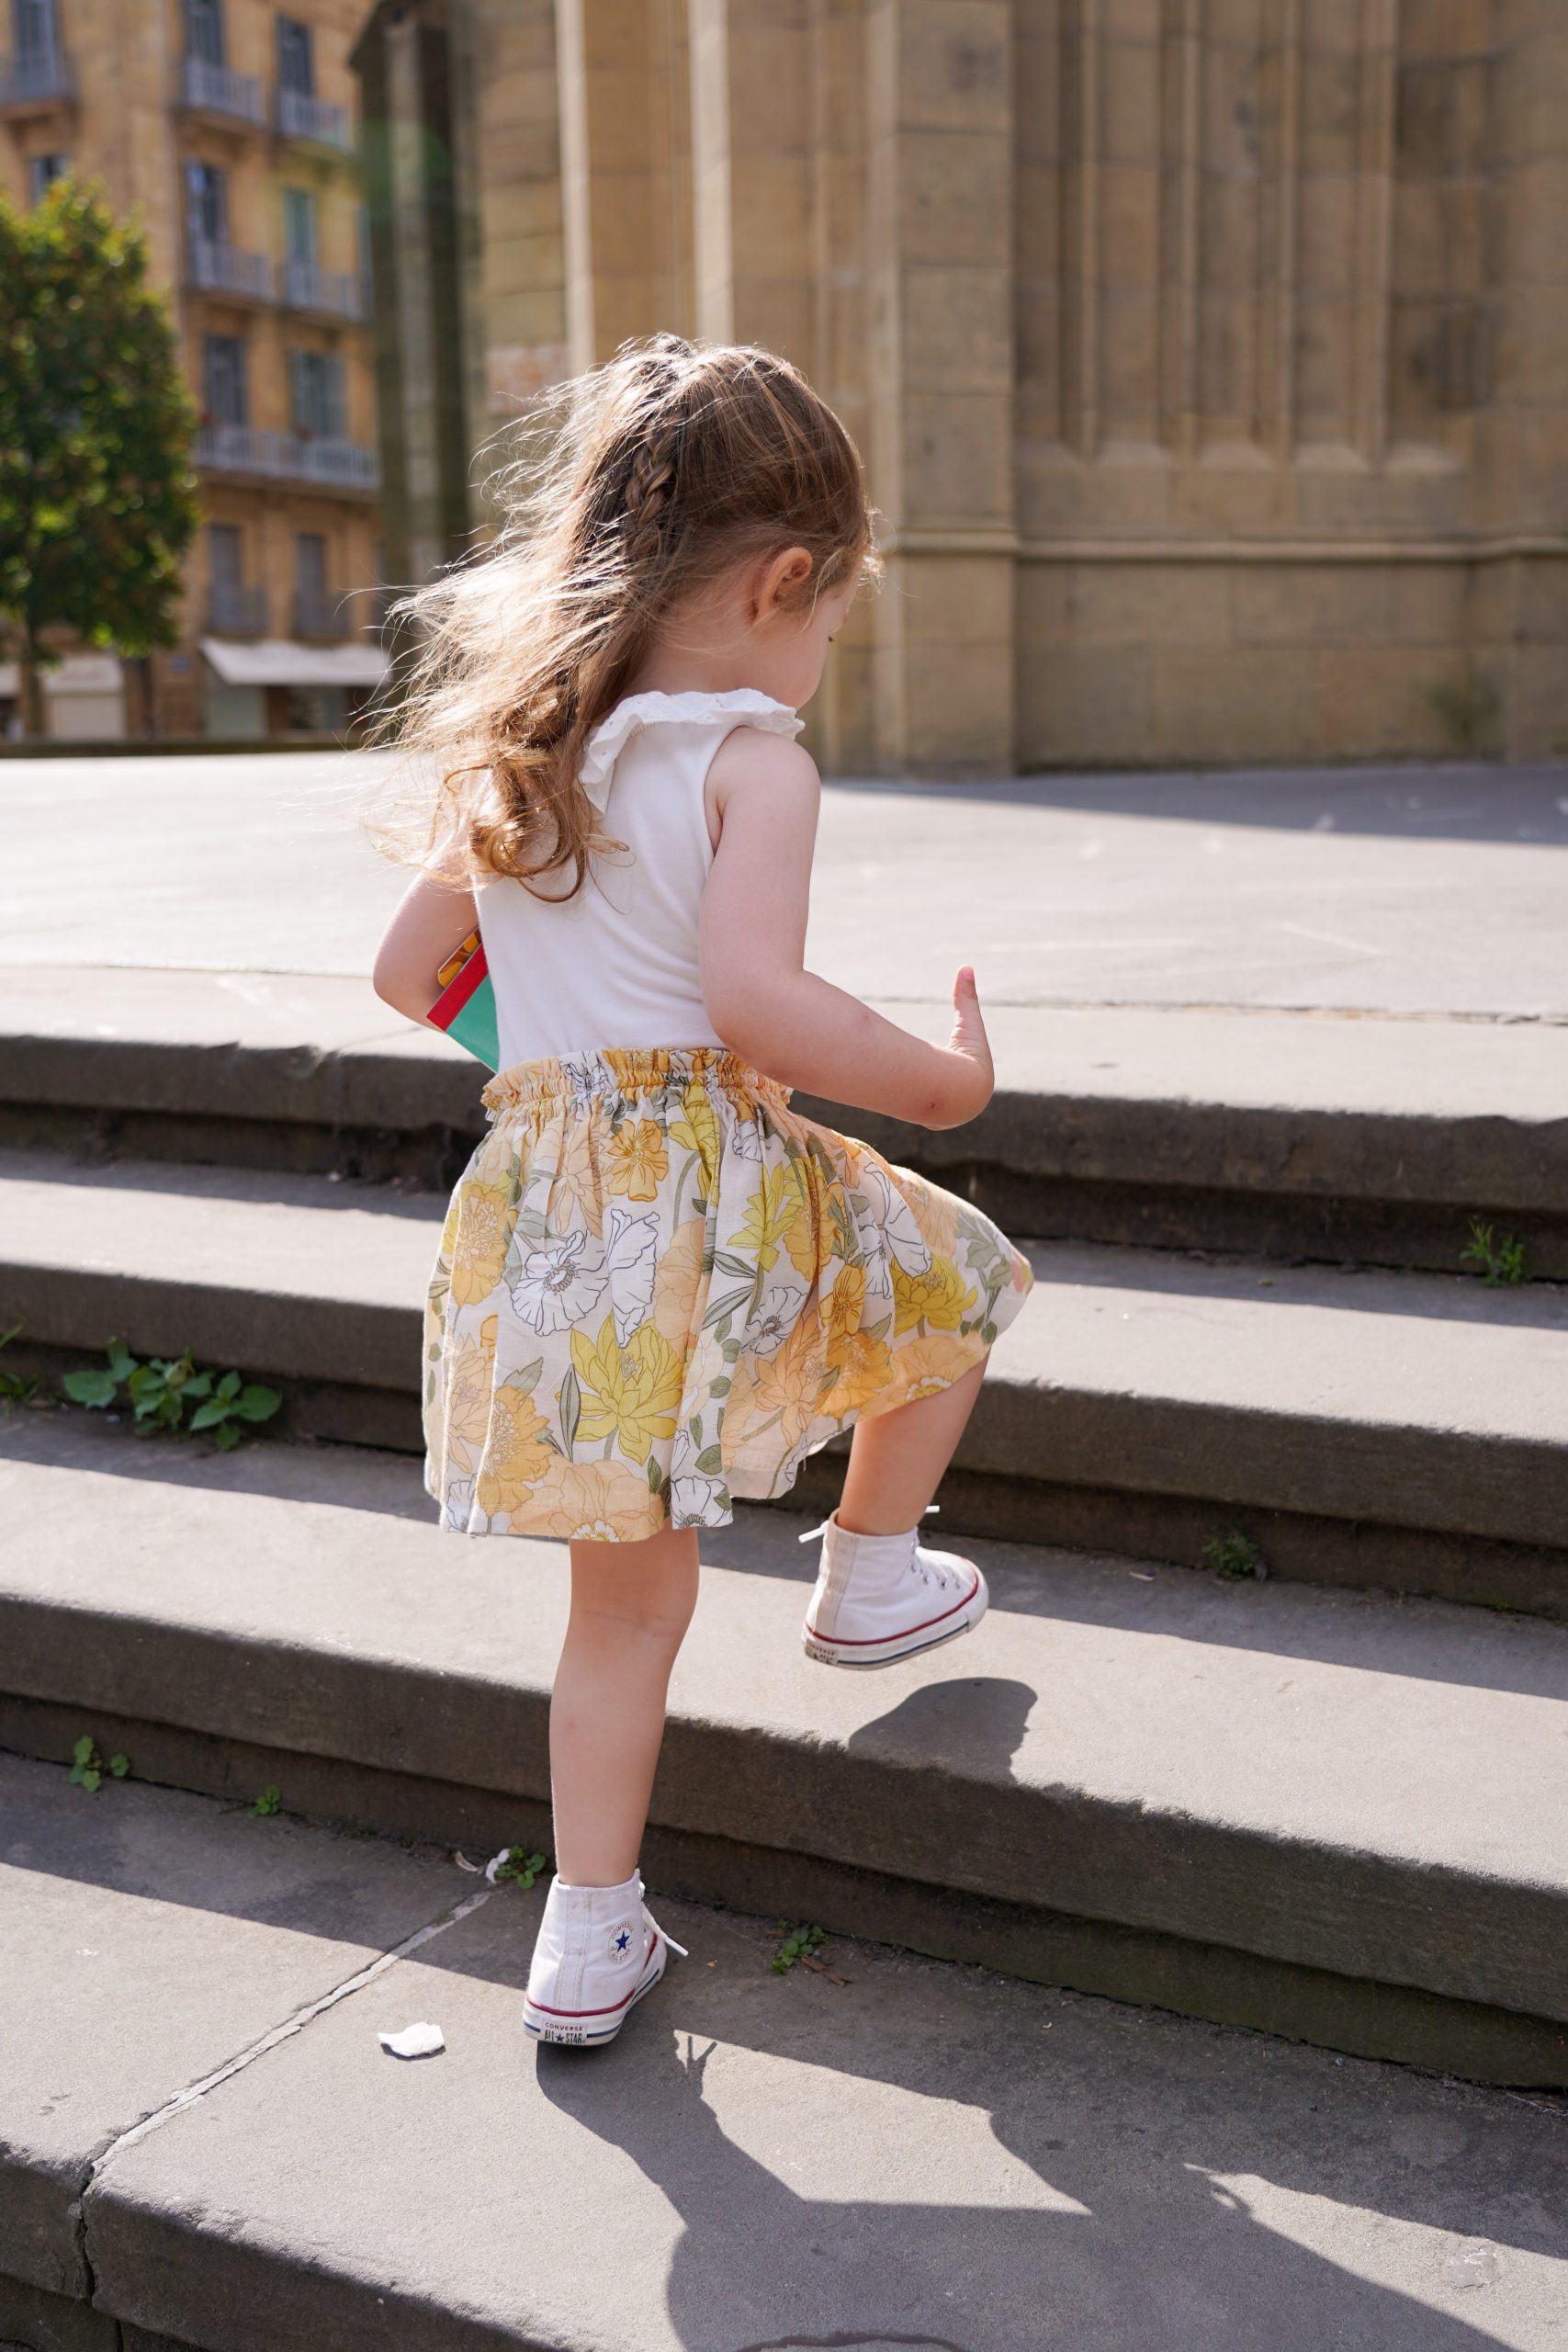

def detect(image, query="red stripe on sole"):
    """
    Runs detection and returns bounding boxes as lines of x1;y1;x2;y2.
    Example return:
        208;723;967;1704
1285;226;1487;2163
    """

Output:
804;1572;981;1647
525;1934;661;2018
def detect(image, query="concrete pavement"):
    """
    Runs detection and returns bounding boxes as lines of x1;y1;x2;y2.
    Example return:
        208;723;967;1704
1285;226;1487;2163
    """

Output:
4;751;1567;1016
6;1752;1567;2352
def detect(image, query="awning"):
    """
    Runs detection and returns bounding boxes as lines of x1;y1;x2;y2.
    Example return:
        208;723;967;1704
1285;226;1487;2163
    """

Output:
0;653;124;696
200;637;389;688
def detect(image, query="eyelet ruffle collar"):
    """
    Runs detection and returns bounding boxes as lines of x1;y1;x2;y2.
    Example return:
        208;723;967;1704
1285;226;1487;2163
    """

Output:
578;689;803;808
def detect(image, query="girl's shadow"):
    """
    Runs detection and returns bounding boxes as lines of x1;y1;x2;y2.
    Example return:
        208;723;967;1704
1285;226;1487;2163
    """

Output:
536;1679;1534;2352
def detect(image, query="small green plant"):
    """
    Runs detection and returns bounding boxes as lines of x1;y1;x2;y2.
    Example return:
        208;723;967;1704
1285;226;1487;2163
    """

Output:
250;1784;282;1817
491;1846;548;1889
772;1922;827;1974
1461;1221;1526;1287
62;1340;281;1448
0;1320;47;1409
69;1735;130;1793
1202;1532;1268;1582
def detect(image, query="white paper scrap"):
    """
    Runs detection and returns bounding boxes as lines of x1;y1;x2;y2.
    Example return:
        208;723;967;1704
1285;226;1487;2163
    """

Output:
378;2021;446;2059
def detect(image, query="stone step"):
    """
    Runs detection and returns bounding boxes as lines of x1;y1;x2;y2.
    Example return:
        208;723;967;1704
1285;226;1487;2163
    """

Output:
9;1753;1566;2352
2;1415;1566;2092
3;1147;1566;1614
5;967;1567;1274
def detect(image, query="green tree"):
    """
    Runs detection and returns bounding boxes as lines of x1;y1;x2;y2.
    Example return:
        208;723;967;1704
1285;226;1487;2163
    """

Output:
0;179;200;737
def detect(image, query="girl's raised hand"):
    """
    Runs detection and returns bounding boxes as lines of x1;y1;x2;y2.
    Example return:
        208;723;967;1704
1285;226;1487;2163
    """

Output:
935;965;995;1128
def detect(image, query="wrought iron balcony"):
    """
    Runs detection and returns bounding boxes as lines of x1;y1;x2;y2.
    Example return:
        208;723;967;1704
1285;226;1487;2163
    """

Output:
186;237;273;302
206;581;268;636
194;424;380;493
277;86;352;152
280;257;365;322
181;54;265;128
294;590;353;639
0;44;74;111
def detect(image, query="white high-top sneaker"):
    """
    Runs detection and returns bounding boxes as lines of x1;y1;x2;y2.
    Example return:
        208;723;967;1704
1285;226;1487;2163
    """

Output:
800;1512;988;1668
523;1870;686;2047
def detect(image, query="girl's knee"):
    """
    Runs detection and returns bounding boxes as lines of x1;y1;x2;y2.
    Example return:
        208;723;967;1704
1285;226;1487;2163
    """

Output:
569;1532;700;1647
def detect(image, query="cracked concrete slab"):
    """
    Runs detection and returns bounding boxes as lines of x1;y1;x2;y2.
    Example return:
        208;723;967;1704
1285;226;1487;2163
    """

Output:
0;1754;473;2302
78;1840;1568;2352
3;1419;1567;2060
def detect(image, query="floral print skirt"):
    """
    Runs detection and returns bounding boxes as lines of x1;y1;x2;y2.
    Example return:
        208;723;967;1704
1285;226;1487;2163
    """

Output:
423;1046;1033;1542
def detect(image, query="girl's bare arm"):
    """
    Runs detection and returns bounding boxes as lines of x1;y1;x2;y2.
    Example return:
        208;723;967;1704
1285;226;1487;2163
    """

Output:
699;730;993;1130
372;870;481;1029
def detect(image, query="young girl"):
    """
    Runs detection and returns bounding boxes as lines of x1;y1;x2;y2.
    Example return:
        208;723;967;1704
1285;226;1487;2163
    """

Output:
373;335;1032;2047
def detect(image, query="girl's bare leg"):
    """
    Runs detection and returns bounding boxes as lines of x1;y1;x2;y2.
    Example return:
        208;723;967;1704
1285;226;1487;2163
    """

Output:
836;1355;988;1537
551;1525;700;1886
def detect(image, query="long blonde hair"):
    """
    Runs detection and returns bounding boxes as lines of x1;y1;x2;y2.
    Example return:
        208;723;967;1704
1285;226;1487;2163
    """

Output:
374;336;877;897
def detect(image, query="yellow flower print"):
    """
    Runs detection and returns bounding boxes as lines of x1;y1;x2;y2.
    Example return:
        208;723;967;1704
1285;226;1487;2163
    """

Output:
748;1306;824;1448
890;1332;973;1403
475;1383;554;1517
824;1263;867;1358
901;1170;960;1261
669;1082;720;1187
606;1118;670;1203
547;1114;604;1238
784;1166;840;1284
570;1314;683;1464
443;1315;498;1474
653;1216;707;1350
821;1328;894;1420
450;1181;515;1306
892;1254;976;1336
728;1162;795;1272
530;1458;660;1543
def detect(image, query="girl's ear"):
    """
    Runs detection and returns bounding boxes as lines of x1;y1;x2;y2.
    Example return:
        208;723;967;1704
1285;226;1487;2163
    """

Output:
752;546;815;621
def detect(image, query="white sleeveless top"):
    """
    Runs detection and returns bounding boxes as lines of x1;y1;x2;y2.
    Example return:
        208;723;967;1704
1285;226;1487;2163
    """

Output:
474;688;804;1070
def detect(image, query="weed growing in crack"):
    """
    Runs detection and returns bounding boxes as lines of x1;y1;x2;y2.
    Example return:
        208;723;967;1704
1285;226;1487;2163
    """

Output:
69;1736;130;1792
1461;1221;1526;1287
1202;1532;1269;1583
772;1922;827;1974
62;1339;282;1447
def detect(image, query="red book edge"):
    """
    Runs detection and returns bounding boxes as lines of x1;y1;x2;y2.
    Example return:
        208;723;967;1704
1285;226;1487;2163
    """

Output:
430;940;490;1031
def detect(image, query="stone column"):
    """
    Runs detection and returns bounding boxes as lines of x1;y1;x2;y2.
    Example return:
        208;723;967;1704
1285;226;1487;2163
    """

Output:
863;0;1017;775
1473;0;1568;757
687;0;816;352
556;0;658;368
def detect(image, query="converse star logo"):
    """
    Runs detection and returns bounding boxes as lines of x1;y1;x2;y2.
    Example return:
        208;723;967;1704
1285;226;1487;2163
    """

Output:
612;1927;632;1955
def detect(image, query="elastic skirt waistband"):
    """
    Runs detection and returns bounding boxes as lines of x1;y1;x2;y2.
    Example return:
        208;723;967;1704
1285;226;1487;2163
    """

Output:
481;1045;793;1120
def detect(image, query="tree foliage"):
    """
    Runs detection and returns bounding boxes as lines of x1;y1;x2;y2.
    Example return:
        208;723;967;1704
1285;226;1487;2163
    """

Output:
0;179;201;730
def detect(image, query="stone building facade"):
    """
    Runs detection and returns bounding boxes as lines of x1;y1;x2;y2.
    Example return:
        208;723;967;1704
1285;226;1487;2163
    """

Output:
355;0;1568;775
0;0;384;738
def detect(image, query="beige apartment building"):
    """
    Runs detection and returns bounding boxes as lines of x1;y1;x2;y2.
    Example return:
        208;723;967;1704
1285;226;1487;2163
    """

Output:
0;0;384;739
356;0;1568;775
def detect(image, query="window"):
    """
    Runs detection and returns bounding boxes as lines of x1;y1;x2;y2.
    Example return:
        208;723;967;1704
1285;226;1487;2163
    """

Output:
282;187;316;266
296;531;327;601
202;334;248;426
13;0;59;57
185;161;229;247
27;153;70;204
276;17;312;95
185;0;224;65
209;523;243;593
288;349;345;441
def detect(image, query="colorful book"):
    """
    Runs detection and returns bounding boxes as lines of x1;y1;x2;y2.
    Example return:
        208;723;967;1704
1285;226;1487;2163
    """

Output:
429;929;500;1070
